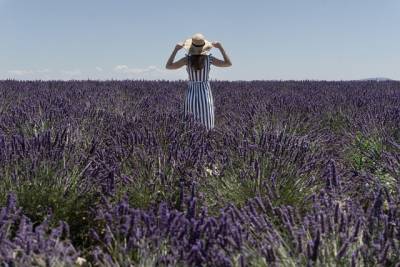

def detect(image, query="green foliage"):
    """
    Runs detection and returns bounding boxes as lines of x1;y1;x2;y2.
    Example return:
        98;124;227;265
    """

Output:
375;168;397;195
322;111;350;135
0;160;99;249
347;132;383;172
116;150;184;210
200;161;256;216
257;156;319;209
344;132;398;195
199;142;322;216
115;178;155;210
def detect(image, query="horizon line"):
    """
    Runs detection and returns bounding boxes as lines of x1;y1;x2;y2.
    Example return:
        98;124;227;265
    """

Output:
0;78;398;82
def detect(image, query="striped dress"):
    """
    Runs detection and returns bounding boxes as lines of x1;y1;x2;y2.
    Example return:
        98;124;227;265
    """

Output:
184;53;215;130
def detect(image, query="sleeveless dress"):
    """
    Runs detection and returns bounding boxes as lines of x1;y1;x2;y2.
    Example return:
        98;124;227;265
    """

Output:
184;53;215;130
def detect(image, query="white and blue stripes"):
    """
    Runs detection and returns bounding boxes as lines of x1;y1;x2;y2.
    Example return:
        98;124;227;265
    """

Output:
184;54;215;130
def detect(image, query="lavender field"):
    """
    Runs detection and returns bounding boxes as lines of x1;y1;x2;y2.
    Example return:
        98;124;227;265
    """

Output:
0;80;399;266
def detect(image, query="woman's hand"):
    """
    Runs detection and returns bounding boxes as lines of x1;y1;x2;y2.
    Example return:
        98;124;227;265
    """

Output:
212;41;222;49
175;42;184;51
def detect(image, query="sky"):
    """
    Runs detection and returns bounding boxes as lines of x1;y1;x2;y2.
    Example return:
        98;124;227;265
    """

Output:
0;0;399;81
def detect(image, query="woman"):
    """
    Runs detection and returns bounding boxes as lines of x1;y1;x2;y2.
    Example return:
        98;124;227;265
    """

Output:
165;33;232;130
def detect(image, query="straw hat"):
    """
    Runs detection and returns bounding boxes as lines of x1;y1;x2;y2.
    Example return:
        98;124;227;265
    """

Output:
183;33;213;55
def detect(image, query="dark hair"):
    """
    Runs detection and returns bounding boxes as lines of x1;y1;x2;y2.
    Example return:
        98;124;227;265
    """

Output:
189;55;207;70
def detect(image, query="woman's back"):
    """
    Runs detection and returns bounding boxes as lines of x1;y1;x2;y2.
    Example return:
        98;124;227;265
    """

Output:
186;54;213;82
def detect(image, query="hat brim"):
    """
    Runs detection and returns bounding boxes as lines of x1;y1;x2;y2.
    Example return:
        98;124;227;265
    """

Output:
183;38;213;55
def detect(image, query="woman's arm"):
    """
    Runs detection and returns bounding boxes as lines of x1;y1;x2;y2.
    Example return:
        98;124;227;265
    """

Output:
210;42;232;67
165;43;187;69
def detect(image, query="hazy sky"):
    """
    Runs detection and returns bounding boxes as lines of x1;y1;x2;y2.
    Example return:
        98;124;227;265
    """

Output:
0;0;399;81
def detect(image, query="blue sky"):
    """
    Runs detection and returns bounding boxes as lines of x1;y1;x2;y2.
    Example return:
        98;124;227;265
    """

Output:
0;0;399;81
